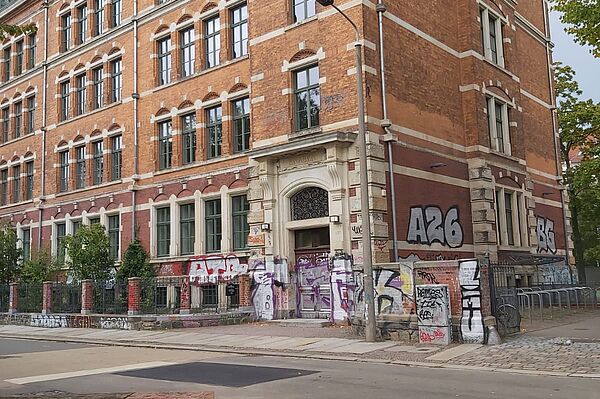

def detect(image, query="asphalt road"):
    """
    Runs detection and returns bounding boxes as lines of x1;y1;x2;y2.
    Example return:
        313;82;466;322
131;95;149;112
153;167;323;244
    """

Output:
0;338;599;399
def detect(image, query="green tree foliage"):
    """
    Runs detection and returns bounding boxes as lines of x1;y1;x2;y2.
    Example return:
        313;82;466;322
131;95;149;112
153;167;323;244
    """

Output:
555;62;600;279
63;224;114;283
0;23;37;40
116;240;155;281
553;0;600;57
21;250;59;283
0;224;22;284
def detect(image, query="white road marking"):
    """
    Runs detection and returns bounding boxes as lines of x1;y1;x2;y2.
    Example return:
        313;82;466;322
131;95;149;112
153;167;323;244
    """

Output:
5;361;175;385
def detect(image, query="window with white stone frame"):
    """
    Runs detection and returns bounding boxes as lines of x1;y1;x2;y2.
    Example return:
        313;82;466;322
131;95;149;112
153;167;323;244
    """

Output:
495;187;529;248
486;96;511;155
480;6;505;67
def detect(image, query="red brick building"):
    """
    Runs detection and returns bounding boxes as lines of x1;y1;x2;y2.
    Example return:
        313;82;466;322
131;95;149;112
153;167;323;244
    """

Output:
0;0;573;318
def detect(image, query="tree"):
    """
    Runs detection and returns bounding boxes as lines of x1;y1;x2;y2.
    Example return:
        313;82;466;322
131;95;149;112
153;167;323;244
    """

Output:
63;224;114;283
0;23;37;41
21;250;59;283
553;0;600;57
116;240;155;281
555;62;600;280
0;224;22;284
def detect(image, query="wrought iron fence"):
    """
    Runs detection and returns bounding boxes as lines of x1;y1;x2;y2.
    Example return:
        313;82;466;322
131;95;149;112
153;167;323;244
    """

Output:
0;284;8;312
17;283;42;313
92;280;128;315
52;283;82;314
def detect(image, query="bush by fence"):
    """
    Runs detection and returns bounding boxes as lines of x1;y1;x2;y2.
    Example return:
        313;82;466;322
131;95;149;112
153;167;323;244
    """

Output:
0;284;8;312
17;283;42;313
52;283;82;313
92;280;128;315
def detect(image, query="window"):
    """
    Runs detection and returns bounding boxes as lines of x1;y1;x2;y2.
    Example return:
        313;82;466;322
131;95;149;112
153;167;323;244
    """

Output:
180;27;195;78
487;97;510;154
232;97;250;153
72;220;82;235
12;165;20;203
108;214;120;259
110;0;122;28
56;222;67;261
157;37;172;85
92;140;104;185
94;0;105;36
294;65;320;131
15;40;23;76
25;161;33;200
180;203;195;255
291;187;329;220
156;206;170;257
59;150;69;192
158;120;172;170
62;13;72;51
109;58;122;102
27;34;36;69
3;47;10;82
92;67;104;109
231;4;248;58
75;145;86;189
2;107;9;142
75;74;87;116
206;106;222;159
26;96;35;134
14;101;22;139
181;113;196;165
77;4;88;44
60;81;71;121
0;169;7;205
480;7;504;67
205;199;221;253
89;217;101;225
232;195;249;251
293;0;316;23
202;284;218;307
110;135;122;180
22;228;31;262
204;16;220;68
495;188;527;247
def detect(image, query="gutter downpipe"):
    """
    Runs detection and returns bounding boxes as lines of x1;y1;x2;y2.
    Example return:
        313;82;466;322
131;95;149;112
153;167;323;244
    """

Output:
543;4;573;282
38;0;50;250
131;0;140;241
376;0;399;261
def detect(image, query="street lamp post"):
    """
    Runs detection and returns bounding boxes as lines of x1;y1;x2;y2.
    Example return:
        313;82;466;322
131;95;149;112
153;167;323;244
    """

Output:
316;0;377;342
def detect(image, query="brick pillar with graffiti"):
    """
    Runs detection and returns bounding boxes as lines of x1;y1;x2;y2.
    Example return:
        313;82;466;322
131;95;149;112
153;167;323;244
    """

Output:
239;275;251;307
180;277;190;314
42;281;53;315
8;283;18;314
81;280;93;315
128;277;141;315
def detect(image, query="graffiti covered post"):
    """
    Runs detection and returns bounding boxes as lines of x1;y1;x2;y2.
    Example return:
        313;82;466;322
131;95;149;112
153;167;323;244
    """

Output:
459;260;485;343
416;284;451;345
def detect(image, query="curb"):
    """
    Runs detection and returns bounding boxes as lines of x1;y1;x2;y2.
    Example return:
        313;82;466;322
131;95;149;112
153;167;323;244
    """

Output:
0;332;598;379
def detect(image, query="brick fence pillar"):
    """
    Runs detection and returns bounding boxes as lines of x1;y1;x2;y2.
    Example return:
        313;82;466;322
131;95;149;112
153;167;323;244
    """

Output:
180;278;190;314
128;277;141;315
42;281;53;315
239;275;251;307
8;283;18;314
81;279;93;315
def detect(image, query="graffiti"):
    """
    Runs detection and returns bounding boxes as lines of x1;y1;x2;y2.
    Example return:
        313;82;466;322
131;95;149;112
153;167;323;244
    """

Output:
189;254;249;284
459;260;485;344
538;261;572;285
250;257;289;320
351;225;363;235
416;284;451;345
297;253;331;315
321;93;345;111
407;206;463;248
374;239;389;251
69;315;91;328
331;255;355;322
30;314;68;328
100;316;131;330
252;271;274;320
536;216;557;254
416;270;439;285
374;267;414;315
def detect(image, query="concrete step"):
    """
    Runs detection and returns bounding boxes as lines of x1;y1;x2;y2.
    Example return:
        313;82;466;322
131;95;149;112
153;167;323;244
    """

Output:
268;318;332;328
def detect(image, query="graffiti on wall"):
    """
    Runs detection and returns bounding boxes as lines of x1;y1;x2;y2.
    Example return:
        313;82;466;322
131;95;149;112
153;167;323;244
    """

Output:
536;216;557;254
416;285;451;345
189;254;249;284
30;314;68;328
459;260;485;344
416;270;440;285
538;261;572;285
374;267;414;315
407;206;464;248
250;257;289;320
297;253;331;315
99;316;131;330
331;254;356;322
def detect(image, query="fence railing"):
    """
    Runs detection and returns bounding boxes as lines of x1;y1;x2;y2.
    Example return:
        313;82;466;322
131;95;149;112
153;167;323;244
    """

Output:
0;284;8;312
17;283;42;313
52;283;82;314
92;281;128;315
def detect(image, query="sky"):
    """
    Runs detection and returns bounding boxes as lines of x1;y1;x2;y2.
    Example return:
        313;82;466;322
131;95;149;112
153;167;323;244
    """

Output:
550;10;599;102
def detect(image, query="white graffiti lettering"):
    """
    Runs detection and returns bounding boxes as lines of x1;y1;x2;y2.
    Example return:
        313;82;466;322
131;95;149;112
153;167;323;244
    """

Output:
536;216;556;254
459;260;485;344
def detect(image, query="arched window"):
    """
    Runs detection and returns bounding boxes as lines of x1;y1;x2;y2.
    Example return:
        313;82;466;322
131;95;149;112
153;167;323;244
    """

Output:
291;187;329;221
